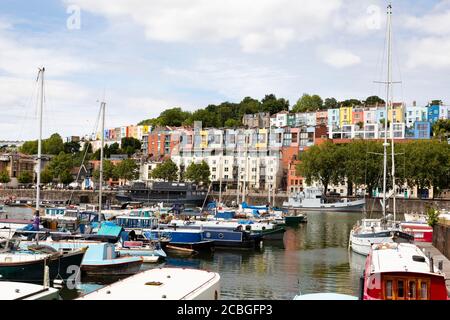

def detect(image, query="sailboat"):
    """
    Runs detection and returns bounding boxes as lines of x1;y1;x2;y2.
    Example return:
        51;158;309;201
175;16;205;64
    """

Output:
349;4;413;256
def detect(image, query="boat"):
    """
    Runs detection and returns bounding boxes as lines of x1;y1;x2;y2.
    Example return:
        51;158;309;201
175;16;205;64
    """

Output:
349;4;415;256
144;229;215;253
0;281;60;300
293;293;358;300
116;181;208;206
361;243;448;300
399;212;433;243
0;245;87;284
76;267;221;300
282;188;366;212
18;240;143;277
0;219;43;240
115;240;167;263
284;214;307;225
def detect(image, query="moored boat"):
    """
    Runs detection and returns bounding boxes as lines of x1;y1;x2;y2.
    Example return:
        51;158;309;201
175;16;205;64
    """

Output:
76;267;221;300
362;243;448;300
144;229;215;253
400;221;433;243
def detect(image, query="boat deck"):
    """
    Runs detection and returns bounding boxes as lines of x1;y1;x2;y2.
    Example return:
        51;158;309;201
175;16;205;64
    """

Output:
417;242;450;296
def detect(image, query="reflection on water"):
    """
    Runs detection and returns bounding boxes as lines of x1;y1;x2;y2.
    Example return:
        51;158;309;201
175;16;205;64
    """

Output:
4;206;403;300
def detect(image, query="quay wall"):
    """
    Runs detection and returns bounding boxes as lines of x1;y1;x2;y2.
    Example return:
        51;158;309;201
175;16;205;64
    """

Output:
433;222;450;260
1;189;450;214
0;189;117;205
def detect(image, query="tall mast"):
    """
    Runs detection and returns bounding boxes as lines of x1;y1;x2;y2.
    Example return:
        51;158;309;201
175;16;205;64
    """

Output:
388;4;396;223
219;153;223;205
382;4;393;218
98;101;105;220
36;67;44;212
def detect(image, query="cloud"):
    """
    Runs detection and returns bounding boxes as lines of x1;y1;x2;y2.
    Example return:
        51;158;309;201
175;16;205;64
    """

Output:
406;36;450;69
66;0;342;52
318;47;361;68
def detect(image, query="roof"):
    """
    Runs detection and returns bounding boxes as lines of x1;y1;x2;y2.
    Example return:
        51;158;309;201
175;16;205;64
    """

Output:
293;293;358;300
77;267;220;300
369;243;444;276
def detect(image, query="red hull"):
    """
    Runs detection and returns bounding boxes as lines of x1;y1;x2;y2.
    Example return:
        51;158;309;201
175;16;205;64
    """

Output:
401;223;433;243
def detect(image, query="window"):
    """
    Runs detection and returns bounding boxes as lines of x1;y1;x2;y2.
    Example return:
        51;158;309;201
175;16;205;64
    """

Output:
408;281;416;299
419;281;428;300
397;280;405;299
385;280;393;299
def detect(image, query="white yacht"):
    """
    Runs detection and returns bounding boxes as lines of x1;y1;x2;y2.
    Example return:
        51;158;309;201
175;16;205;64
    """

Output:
283;188;365;212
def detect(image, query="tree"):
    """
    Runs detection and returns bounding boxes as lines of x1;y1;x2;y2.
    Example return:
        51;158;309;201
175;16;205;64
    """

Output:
292;94;323;113
43;133;64;155
365;95;385;106
432;119;450;141
324;97;338;110
93;160;117;182
47;152;74;182
121;137;142;156
82;142;93;154
18;171;33;184
40;169;53;184
150;159;179;182
296;141;341;195
20;140;38;155
64;141;81;154
340;99;362;107
224;119;241;128
114;159;139;183
261;94;289;115
60;170;74;185
0;169;11;185
184;161;211;185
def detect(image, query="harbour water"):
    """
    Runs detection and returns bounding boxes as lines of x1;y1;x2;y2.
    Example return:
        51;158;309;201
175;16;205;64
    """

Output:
2;207;399;300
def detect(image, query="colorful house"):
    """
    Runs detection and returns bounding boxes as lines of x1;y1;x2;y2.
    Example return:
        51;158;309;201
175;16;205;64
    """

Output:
388;103;405;124
352;108;364;126
328;109;340;129
339;107;353;127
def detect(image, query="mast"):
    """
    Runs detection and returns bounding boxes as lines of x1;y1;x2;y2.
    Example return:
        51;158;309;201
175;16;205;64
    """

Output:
36;67;44;212
219;153;223;205
98;101;105;220
382;4;393;219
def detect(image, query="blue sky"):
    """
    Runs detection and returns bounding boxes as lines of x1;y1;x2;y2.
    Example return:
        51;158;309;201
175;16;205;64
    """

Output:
1;0;449;140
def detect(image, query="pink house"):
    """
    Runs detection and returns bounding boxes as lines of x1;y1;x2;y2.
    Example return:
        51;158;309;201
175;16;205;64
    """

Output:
352;109;364;126
316;111;328;126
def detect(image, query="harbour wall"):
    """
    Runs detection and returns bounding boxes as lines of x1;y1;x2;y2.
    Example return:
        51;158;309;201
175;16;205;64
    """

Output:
1;189;450;214
433;222;450;260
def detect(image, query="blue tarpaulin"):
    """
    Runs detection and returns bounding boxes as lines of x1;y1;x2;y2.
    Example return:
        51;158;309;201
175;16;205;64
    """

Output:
97;222;124;238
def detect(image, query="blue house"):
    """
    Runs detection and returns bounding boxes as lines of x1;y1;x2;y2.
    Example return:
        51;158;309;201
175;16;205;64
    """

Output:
427;104;440;124
412;121;431;140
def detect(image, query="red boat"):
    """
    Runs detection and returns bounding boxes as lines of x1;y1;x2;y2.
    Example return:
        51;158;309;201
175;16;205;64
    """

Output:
400;221;433;243
362;243;448;300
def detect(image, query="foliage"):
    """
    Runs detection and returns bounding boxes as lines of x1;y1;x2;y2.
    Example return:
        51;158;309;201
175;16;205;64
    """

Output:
184;161;211;185
20;133;64;155
64;141;81;154
93;160;118;182
114;159;139;182
432;119;450;141
261;94;289;115
150;159;179;182
46;152;74;182
340;99;362;108
324;97;338;110
426;207;440;227
40;169;53;184
59;170;74;185
18;171;33;184
365;95;385;106
292;94;323;113
0;169;11;184
121;137;142;156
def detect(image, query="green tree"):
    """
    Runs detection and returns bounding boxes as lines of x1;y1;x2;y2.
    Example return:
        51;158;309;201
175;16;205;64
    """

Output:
296;141;341;195
93;160;117;182
43;133;64;155
432;119;450;141
184;161;211;185
365;95;385;106
150;159;179;182
292;94;323;113
60;170;74;185
158;107;191;127
324;97;338;110
224;119;241;128
340;99;362;107
47;152;74;182
114;159;139;183
18;171;33;184
83;142;93;154
40;168;53;184
261;94;289;115
20;140;38;155
0;169;11;185
121;137;142;156
64;141;81;154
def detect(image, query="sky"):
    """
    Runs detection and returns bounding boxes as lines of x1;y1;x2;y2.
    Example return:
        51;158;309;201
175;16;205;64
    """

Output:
1;0;450;141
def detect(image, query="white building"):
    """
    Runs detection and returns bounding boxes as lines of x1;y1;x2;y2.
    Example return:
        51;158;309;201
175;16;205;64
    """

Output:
405;106;428;128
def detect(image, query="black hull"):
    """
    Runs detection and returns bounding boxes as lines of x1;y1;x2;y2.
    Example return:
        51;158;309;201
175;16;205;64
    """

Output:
168;240;215;252
115;194;207;206
213;238;262;250
81;259;143;277
0;251;85;284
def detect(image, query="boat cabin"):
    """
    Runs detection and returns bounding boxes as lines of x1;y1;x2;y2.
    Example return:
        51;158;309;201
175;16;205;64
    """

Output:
363;243;448;300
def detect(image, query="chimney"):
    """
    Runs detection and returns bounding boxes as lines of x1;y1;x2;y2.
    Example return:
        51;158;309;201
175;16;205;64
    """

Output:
413;101;416;107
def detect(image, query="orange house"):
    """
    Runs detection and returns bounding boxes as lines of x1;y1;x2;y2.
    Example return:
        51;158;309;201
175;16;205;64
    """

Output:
352;109;364;126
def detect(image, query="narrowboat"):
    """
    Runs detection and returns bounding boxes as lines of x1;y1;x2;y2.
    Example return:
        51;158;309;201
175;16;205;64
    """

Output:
144;229;215;252
362;243;448;300
76;267;221;300
0;245;86;284
115;240;167;263
18;241;143;277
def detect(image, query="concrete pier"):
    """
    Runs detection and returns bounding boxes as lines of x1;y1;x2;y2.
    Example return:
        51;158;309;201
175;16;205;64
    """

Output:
416;242;450;296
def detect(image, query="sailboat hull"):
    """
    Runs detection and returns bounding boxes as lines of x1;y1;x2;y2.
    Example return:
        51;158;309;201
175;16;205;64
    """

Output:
349;230;414;256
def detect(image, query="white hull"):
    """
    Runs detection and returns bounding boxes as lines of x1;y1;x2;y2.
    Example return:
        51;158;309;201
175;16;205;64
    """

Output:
283;198;366;212
349;230;395;256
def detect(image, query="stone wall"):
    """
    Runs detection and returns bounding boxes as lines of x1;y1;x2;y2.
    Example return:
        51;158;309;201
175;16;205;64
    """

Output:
433;222;450;260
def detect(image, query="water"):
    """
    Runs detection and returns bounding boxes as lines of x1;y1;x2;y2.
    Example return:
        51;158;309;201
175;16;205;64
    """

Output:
2;207;400;300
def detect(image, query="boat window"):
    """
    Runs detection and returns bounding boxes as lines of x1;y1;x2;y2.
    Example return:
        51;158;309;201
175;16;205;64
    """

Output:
385;280;393;299
408;281;416;300
397;280;404;299
419;281;428;300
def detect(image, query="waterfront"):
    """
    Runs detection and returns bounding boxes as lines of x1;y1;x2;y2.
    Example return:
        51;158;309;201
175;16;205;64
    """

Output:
3;207;397;300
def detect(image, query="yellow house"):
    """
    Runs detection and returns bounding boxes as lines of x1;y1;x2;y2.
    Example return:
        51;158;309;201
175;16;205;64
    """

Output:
388;103;405;124
339;107;353;127
200;130;208;148
256;128;268;149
